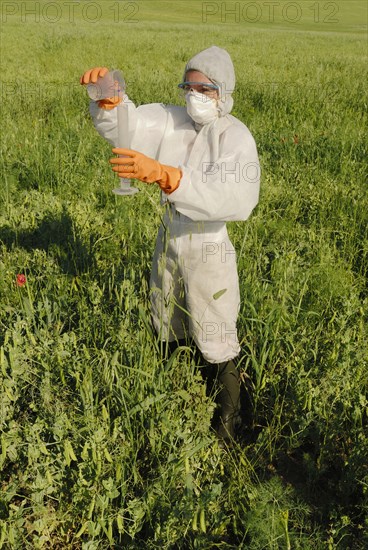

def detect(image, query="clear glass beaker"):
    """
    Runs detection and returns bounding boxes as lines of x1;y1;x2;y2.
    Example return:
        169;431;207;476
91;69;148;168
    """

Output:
87;69;125;101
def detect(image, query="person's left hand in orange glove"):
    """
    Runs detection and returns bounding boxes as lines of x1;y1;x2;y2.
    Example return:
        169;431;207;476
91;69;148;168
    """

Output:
110;148;182;195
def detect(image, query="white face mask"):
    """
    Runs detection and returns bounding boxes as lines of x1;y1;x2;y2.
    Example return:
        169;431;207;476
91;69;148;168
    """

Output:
185;90;219;124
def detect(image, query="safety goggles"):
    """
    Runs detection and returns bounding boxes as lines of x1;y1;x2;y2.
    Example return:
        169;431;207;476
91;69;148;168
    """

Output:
177;81;219;97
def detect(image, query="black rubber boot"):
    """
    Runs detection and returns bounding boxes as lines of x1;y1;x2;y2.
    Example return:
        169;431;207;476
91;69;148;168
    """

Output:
167;338;189;356
215;359;241;443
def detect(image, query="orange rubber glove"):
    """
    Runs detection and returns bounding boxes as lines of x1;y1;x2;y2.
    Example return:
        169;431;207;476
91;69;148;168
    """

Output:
79;66;122;110
97;97;122;110
110;148;182;194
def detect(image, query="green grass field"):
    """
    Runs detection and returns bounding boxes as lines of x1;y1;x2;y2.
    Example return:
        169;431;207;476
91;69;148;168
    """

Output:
1;1;368;547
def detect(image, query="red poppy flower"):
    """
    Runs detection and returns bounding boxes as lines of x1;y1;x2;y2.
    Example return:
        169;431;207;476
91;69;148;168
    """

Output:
16;274;27;287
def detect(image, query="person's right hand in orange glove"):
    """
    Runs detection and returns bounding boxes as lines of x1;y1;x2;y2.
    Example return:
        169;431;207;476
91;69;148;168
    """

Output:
110;148;182;195
80;66;122;110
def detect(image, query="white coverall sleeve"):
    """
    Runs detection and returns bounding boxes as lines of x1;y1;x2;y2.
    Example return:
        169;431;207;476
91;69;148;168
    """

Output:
167;126;260;222
89;96;123;147
89;96;168;158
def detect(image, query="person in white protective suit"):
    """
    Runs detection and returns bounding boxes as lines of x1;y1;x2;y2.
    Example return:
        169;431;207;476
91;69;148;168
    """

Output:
80;46;260;442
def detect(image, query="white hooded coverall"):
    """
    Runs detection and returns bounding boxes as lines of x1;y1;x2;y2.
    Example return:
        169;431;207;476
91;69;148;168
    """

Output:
89;46;260;364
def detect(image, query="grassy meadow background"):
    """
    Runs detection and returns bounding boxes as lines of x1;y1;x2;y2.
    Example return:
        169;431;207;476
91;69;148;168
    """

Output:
1;0;367;547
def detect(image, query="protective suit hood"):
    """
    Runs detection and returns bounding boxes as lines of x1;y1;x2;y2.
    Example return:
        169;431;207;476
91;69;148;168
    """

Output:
183;45;235;117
